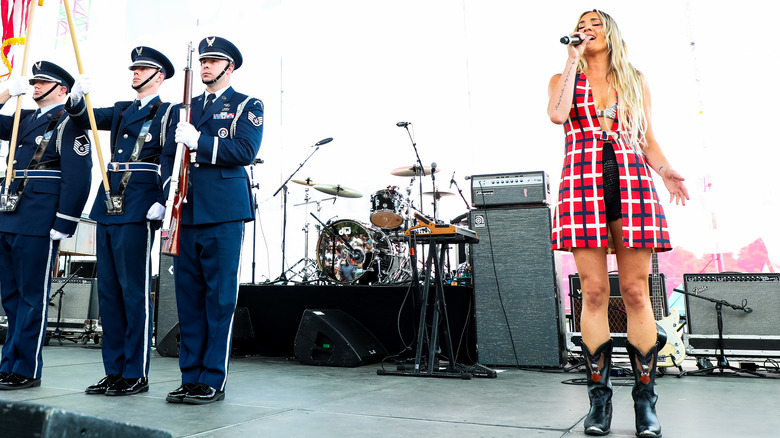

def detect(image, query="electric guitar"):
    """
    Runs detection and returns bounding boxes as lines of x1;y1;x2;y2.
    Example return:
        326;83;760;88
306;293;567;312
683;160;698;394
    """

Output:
652;253;686;367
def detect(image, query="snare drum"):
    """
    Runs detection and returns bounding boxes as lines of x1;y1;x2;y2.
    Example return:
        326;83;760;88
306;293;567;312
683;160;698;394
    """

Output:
370;188;403;229
317;219;391;283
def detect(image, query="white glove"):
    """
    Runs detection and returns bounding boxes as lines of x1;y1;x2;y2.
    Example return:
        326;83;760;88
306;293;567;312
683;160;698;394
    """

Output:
7;76;28;97
50;229;70;241
175;121;200;151
70;74;92;103
146;202;165;220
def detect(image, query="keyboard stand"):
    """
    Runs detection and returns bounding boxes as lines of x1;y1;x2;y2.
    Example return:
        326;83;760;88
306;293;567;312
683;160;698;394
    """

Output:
377;234;496;379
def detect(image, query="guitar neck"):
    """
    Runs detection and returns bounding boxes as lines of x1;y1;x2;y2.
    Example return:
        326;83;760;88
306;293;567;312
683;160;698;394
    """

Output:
650;253;665;320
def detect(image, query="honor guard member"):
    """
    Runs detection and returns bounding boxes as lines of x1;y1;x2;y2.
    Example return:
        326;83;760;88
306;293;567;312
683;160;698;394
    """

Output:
65;47;175;396
161;36;263;404
0;62;91;390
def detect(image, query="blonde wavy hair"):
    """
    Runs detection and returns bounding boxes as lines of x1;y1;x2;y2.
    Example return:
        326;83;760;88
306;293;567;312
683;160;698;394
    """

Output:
574;9;647;148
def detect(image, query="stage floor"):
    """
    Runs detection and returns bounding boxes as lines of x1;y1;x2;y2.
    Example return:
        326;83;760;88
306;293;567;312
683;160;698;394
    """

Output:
1;343;778;437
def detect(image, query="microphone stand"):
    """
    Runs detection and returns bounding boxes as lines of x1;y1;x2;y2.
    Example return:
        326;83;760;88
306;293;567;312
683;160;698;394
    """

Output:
400;124;427;217
48;266;83;345
271;138;332;284
451;177;471;210
673;287;764;377
249;159;263;284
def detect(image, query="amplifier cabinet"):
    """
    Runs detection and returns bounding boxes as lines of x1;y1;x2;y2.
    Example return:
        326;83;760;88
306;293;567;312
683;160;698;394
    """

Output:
469;206;566;367
48;277;99;321
684;273;780;337
471;171;549;207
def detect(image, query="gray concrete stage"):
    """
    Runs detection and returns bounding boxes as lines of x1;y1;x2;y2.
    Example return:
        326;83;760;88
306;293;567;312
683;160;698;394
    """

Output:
0;343;778;437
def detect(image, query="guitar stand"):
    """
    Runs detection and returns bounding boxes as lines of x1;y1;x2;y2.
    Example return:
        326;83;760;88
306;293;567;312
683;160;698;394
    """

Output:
676;289;765;378
377;237;496;379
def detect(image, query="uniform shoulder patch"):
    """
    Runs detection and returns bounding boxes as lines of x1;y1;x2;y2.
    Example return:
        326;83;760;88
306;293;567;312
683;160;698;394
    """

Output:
247;112;263;127
74;135;91;156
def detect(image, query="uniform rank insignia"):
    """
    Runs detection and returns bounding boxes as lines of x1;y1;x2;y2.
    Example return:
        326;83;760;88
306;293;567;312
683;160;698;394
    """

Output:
74;135;91;156
248;112;263;127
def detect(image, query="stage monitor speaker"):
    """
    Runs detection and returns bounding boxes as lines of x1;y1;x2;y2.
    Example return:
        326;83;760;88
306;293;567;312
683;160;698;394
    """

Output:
0;400;172;437
469;206;566;367
294;309;388;367
48;277;99;321
684;273;780;336
155;254;179;357
569;274;667;333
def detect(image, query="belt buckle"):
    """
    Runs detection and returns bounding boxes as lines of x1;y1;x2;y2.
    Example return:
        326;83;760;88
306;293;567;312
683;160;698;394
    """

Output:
599;131;609;141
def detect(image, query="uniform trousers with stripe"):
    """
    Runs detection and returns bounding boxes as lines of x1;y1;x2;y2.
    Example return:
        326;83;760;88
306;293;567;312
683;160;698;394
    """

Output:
174;221;244;391
0;233;58;379
95;222;154;379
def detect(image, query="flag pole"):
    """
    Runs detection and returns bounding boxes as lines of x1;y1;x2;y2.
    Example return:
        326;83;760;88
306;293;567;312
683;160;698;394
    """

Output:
61;0;114;212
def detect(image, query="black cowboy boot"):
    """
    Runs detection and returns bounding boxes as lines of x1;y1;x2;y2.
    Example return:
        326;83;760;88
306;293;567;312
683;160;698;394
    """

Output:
582;339;613;436
626;340;662;438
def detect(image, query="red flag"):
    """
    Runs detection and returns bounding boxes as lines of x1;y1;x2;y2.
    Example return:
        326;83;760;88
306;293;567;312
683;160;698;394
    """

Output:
1;0;32;77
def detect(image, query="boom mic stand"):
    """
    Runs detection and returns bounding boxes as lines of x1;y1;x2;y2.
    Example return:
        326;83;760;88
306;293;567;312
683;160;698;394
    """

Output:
48;266;82;345
271;137;333;284
249;158;263;284
451;174;471;210
674;287;764;378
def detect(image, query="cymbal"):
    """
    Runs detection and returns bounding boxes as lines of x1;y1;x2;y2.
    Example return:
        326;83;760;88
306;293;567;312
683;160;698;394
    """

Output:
423;190;454;199
313;184;363;198
391;165;440;177
292;178;317;186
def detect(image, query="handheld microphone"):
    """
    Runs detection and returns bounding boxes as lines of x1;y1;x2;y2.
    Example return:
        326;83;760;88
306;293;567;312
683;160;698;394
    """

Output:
431;162;437;174
396;121;410;127
315;137;333;146
449;171;455;189
744;307;753;313
560;35;583;45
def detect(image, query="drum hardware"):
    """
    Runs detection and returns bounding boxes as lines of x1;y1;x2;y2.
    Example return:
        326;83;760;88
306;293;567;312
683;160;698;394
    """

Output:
370;186;404;229
291;178;317;186
422;190;454;200
270;137;333;284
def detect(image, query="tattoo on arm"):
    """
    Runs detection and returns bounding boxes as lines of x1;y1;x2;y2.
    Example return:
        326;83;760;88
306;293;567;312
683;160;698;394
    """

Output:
554;60;577;111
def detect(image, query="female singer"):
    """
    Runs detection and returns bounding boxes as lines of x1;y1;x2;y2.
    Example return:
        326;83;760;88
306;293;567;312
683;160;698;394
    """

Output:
547;9;689;437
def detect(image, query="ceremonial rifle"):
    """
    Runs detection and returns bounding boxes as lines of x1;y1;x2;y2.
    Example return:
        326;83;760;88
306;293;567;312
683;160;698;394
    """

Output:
160;42;194;256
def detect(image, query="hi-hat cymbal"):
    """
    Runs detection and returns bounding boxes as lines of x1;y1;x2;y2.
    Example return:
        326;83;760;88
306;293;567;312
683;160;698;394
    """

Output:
391;164;440;177
292;178;317;186
313;184;363;198
423;190;454;199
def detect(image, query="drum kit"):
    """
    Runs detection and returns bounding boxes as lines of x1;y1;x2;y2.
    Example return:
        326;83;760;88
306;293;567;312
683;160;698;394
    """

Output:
284;164;455;285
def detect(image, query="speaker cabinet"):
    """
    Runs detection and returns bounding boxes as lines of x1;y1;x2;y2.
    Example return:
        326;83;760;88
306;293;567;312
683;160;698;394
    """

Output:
684;273;780;336
155;254;179;357
48;277;99;321
469;206;566;367
569;274;667;333
0;400;172;437
294;309;388;367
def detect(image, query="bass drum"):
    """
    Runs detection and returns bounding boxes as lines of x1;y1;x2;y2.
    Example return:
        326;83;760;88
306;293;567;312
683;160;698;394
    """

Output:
316;219;396;284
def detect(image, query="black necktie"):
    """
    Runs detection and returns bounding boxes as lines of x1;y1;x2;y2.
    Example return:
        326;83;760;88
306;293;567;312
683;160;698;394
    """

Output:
32;109;40;120
203;93;216;112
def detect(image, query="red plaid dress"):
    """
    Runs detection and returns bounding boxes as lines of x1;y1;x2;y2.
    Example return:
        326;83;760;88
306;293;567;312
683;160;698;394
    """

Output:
551;74;671;252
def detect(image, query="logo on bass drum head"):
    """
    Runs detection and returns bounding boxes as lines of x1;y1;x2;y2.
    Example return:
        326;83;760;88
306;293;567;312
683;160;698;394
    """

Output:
218;127;229;138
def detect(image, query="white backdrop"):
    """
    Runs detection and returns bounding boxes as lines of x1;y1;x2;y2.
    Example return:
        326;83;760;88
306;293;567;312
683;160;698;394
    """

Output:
3;0;779;282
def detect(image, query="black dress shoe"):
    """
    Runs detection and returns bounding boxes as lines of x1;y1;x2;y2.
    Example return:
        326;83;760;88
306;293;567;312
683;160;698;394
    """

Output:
0;373;41;390
105;377;149;396
85;374;122;395
0;372;9;382
183;383;225;405
166;382;196;403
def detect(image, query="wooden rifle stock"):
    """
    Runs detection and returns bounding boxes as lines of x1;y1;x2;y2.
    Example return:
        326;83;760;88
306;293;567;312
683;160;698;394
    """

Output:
161;43;195;256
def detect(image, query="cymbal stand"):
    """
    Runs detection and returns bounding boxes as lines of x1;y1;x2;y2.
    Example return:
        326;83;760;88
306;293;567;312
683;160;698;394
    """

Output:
286;191;336;283
271;138;331;284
